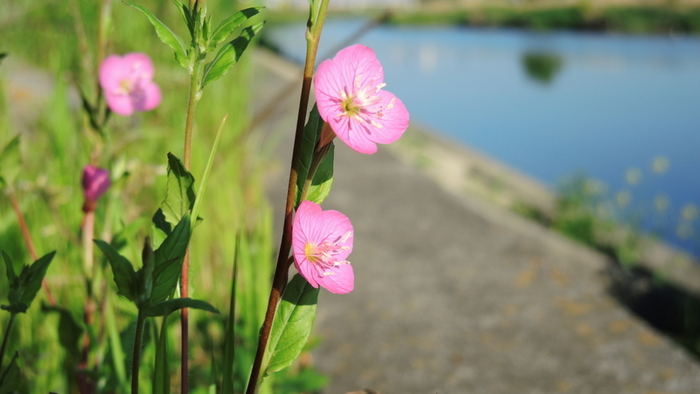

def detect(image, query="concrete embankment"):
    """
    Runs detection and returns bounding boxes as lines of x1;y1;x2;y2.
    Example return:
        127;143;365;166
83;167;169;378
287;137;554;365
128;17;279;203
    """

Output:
253;47;700;393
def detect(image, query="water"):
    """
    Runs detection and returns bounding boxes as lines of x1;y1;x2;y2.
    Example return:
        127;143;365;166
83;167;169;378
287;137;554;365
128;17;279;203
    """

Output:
265;19;700;255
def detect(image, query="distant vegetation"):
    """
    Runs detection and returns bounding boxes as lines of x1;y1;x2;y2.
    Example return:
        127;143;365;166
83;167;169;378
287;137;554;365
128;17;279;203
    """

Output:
386;6;700;34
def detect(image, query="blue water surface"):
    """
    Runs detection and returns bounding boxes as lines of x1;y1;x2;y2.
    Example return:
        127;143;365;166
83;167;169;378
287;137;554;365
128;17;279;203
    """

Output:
266;19;700;255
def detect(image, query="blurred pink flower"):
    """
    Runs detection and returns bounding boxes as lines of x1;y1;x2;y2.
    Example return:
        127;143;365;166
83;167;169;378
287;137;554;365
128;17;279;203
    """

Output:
99;52;162;116
82;165;111;212
314;44;409;154
292;200;354;294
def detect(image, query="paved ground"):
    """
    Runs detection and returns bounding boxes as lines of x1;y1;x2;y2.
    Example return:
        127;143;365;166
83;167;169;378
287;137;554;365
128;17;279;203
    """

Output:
253;49;700;394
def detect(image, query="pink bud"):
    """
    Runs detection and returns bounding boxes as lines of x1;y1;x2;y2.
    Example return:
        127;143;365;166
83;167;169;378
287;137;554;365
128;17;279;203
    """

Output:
82;166;111;211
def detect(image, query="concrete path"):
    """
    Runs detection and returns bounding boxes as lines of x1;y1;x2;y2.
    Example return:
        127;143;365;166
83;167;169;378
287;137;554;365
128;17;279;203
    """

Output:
253;49;700;394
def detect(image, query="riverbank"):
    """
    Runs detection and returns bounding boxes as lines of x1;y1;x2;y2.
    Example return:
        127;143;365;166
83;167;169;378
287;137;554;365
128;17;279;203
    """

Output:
267;4;700;35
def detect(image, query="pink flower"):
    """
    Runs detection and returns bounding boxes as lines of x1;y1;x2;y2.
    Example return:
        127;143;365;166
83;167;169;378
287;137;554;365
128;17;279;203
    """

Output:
314;44;409;154
82;165;111;212
99;52;162;116
292;201;354;294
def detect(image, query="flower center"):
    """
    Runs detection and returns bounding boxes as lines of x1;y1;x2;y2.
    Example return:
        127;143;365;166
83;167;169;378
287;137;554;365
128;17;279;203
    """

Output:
342;95;361;117
303;231;353;275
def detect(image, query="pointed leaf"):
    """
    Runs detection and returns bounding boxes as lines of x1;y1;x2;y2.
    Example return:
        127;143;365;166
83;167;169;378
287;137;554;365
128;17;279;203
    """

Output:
94;240;139;303
0;353;20;394
16;251;55;312
42;304;84;360
172;0;194;38
201;22;264;88
151;208;171;249
294;105;324;206
210;7;262;47
264;274;319;374
144;298;219;317
126;2;189;69
161;153;196;229
2;251;16;283
151;213;191;304
305;143;334;204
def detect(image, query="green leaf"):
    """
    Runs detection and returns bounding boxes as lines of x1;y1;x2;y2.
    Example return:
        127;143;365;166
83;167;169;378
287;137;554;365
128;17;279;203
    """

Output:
294;105;324;206
0;53;7;67
126;2;189;69
152;315;170;394
210;7;262;47
0;135;20;187
161;153;196;229
190;114;227;229
151;208;171;249
0;352;20;394
201;22;264;88
151;213;191;304
144;298;219;317
172;0;194;38
264;274;319;375
1;251;16;283
14;251;55;313
94;240;139;303
305;143;334;204
42;304;84;361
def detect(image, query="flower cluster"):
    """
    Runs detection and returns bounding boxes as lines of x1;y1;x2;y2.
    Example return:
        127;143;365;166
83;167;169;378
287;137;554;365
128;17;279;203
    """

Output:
99;52;162;116
293;44;409;293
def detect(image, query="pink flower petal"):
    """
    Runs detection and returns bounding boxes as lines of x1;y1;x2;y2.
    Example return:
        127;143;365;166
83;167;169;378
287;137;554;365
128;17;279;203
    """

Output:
292;201;355;294
317;263;354;294
99;52;161;116
313;44;409;154
104;92;135;116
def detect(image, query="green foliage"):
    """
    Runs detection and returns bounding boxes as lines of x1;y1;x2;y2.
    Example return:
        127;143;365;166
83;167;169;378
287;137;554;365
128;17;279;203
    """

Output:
94;240;140;303
295;105;335;206
0;353;20;393
264;274;319;375
210;8;263;48
162;153;196;229
126;2;189;69
386;5;700;34
1;251;55;314
202;22;265;88
144;298;219;318
41;305;84;361
152;315;170;394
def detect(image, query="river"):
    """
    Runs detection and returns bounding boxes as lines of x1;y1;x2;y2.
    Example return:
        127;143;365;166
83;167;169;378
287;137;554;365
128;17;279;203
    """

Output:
265;19;700;256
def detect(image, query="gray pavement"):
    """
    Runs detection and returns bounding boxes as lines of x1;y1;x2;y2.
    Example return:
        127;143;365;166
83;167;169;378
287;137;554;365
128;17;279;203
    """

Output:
253;49;700;394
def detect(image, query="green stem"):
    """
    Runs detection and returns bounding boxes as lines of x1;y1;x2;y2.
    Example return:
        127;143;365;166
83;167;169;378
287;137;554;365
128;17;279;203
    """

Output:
245;1;331;393
0;313;17;374
181;34;203;394
131;309;146;394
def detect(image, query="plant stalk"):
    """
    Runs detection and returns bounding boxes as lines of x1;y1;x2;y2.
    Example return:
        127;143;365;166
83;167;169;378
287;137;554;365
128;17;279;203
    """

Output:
245;2;331;393
0;313;16;374
181;27;203;394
